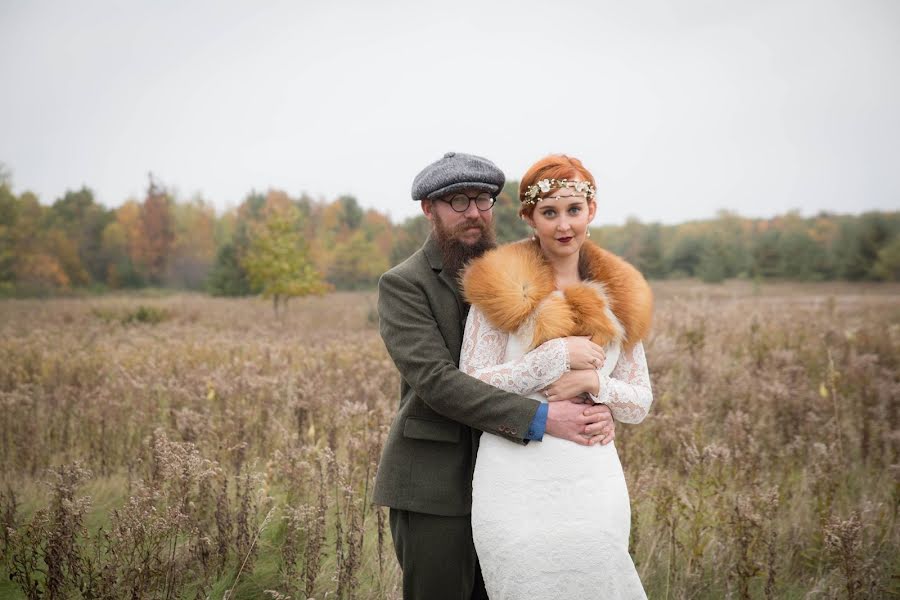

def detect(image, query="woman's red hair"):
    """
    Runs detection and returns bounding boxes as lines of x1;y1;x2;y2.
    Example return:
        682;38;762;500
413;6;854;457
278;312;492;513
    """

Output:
518;155;596;218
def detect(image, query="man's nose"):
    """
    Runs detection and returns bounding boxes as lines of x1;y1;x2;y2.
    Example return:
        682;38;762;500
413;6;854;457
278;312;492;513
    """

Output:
464;200;481;218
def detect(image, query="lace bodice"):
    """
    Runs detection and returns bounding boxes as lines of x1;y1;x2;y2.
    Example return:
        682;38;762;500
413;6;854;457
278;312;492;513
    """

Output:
460;306;570;396
460;306;653;424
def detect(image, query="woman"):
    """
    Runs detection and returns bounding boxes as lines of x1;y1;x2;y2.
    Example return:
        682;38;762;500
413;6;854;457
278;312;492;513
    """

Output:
459;155;653;599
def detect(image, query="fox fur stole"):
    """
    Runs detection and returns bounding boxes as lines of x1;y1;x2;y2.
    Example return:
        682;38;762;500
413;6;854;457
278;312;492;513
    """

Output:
460;239;653;351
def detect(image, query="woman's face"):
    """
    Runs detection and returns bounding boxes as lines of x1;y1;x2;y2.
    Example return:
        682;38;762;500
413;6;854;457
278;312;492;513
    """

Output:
524;175;596;261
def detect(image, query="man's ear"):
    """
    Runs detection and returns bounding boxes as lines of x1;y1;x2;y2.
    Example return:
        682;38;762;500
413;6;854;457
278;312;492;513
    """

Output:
421;199;434;221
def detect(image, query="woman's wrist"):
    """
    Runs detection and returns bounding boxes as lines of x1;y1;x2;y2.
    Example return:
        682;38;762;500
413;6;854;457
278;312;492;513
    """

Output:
583;369;600;396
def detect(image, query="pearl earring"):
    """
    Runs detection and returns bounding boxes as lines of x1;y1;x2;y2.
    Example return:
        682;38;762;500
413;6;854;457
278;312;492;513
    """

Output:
587;229;592;238
531;229;537;241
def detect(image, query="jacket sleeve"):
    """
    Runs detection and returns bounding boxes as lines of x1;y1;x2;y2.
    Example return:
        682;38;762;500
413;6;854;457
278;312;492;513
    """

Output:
378;269;540;442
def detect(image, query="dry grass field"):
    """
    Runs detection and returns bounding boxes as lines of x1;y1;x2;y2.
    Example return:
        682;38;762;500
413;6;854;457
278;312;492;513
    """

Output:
0;281;898;599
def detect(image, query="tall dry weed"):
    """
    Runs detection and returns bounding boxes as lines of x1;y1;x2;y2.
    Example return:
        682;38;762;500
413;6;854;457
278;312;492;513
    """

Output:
0;285;896;598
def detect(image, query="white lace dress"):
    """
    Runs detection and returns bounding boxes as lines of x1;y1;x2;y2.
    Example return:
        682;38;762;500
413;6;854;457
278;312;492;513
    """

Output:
460;304;652;600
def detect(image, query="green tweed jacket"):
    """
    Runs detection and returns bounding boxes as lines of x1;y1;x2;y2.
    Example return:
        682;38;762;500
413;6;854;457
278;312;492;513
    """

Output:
372;235;541;517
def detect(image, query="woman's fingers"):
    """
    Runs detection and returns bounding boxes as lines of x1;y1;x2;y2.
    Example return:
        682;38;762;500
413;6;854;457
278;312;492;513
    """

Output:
588;347;605;369
567;337;608;370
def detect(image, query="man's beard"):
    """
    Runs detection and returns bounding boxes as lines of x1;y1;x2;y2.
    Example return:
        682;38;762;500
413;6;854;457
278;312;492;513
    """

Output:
432;212;497;278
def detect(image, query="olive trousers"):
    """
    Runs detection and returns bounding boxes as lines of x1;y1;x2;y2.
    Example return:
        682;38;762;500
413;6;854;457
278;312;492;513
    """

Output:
389;508;488;600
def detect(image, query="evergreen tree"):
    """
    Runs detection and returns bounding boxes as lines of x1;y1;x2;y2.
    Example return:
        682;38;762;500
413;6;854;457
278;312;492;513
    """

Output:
206;242;252;296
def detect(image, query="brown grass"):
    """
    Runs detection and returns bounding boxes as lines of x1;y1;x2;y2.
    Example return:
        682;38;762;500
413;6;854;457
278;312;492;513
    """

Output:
1;282;898;599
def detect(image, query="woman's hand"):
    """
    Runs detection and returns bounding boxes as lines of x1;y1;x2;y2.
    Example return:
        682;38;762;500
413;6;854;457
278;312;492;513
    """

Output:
564;336;606;371
542;369;600;401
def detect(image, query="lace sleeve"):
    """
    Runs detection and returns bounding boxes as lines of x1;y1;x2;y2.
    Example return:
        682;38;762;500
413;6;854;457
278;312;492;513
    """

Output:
460;306;569;396
589;341;652;424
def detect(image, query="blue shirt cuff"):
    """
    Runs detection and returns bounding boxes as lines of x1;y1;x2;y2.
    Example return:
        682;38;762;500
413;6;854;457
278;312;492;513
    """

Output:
526;402;548;441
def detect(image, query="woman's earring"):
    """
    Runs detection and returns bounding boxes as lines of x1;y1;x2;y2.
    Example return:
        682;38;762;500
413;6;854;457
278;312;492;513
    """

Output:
531;229;537;241
587;229;592;238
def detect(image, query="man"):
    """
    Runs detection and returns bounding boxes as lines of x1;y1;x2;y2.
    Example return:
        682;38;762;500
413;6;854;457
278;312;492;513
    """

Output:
373;152;615;599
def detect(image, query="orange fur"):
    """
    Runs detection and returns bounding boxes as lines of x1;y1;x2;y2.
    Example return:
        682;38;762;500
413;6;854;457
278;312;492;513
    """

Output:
461;240;555;332
531;294;576;348
580;243;653;349
563;284;619;347
462;240;653;350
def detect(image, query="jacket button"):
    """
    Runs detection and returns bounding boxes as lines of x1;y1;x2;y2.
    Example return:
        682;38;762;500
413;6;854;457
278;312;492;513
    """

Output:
510;428;518;435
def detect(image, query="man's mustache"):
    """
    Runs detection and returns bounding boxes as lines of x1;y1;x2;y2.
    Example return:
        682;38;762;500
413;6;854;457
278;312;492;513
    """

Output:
452;219;486;234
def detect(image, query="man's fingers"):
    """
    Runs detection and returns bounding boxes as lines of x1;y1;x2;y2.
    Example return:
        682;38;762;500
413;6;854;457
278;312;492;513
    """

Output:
571;433;592;446
578;408;612;422
582;404;611;417
583;419;612;434
590;426;616;446
578;415;611;429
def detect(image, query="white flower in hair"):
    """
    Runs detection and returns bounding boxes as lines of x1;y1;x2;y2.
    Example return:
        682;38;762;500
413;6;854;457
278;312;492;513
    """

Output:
523;177;596;205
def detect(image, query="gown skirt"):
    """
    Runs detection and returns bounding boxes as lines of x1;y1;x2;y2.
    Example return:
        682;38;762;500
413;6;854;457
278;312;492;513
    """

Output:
470;337;646;599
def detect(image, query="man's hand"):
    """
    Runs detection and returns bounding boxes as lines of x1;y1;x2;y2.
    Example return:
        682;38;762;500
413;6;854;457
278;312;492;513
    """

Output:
583;403;615;446
542;369;600;401
545;401;616;446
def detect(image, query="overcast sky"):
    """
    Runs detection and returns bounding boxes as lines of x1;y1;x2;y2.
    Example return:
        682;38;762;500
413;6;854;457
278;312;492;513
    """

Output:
1;0;898;225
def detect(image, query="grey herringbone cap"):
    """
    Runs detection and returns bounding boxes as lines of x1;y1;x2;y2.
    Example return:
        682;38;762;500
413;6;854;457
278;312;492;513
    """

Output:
411;152;505;200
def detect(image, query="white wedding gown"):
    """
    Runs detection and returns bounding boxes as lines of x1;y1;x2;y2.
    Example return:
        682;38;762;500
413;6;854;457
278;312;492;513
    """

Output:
460;304;652;600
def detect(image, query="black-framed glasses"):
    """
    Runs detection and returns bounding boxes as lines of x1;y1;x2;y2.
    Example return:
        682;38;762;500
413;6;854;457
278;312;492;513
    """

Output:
440;192;496;213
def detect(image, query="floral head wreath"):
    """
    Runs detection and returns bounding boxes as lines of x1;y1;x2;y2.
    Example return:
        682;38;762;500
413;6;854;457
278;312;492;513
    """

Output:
522;178;596;206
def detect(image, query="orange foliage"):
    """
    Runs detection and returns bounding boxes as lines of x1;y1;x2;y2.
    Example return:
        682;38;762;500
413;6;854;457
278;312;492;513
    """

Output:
16;253;70;289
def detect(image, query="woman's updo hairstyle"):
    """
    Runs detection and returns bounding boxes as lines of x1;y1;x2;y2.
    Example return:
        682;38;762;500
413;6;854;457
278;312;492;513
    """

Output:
518;155;596;219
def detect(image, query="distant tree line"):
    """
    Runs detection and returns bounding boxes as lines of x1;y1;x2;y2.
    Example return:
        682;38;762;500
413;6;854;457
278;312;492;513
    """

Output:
594;209;900;283
1;166;898;298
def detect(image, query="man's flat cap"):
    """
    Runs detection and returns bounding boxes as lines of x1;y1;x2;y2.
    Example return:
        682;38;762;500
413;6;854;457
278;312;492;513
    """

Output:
411;152;505;200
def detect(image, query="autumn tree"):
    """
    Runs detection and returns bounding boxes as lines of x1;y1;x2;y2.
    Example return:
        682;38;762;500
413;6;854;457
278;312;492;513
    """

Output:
166;196;217;288
241;203;326;314
48;187;112;284
390;215;430;266
1;189;72;294
135;176;175;285
101;200;144;288
206;192;268;296
872;235;900;281
327;230;388;289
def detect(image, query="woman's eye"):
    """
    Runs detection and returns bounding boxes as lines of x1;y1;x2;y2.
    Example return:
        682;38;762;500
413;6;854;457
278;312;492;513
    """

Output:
569;207;582;215
542;210;556;218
